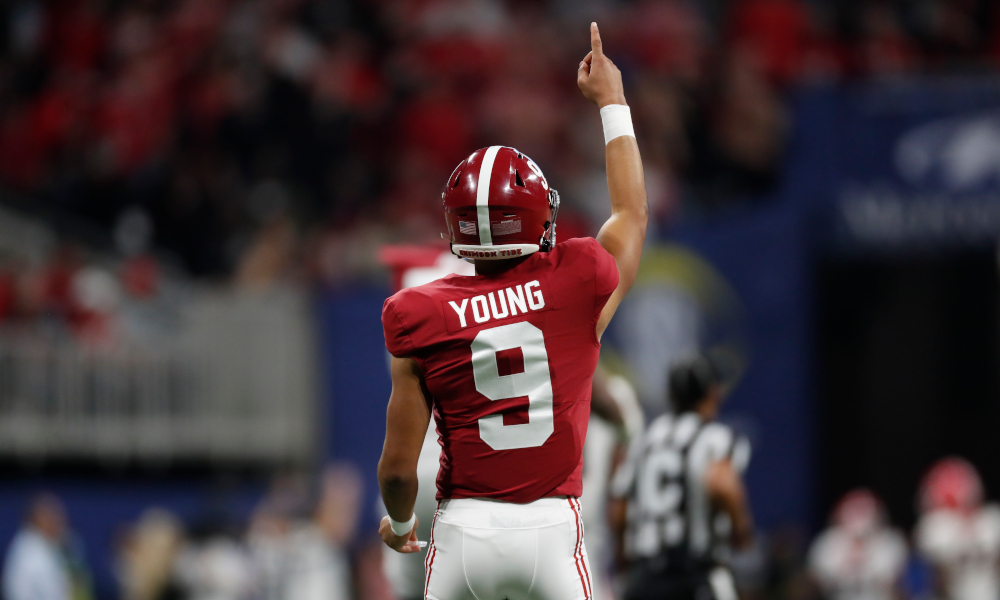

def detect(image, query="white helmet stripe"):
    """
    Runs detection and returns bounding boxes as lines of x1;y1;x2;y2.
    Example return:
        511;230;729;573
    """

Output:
475;146;501;246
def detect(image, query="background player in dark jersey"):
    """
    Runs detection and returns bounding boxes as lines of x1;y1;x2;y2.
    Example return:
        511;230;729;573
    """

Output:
375;21;648;600
609;354;753;600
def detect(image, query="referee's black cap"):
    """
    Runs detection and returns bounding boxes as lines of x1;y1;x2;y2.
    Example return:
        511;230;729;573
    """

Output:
668;353;723;413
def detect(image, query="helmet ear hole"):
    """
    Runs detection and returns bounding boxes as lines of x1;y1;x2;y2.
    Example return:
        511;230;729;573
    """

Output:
514;169;525;188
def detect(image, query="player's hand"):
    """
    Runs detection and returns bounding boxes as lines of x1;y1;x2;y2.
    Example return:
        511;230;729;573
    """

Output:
379;516;422;553
577;22;626;108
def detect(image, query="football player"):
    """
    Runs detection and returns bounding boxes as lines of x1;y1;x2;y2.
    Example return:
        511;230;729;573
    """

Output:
807;489;908;600
378;252;642;600
608;354;752;600
915;457;1000;600
385;367;641;600
376;22;648;600
584;369;645;600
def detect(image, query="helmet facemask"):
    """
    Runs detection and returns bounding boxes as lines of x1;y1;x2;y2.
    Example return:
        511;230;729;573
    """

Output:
539;189;560;253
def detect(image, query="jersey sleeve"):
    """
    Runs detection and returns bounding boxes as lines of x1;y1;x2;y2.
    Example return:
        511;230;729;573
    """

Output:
589;238;619;316
381;295;416;357
730;434;752;474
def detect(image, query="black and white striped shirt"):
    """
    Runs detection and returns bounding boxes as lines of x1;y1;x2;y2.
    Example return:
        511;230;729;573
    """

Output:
611;412;751;568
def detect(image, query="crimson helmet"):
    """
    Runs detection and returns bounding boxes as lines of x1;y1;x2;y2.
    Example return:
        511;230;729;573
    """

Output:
442;146;559;261
918;457;983;514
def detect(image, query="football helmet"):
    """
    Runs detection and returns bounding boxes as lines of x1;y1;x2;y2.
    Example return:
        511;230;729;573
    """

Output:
442;146;559;260
918;457;983;514
832;488;885;537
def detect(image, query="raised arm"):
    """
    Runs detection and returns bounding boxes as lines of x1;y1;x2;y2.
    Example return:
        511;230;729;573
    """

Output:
377;355;432;553
577;22;648;340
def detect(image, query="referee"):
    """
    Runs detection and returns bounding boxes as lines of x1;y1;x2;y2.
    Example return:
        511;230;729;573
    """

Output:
609;354;753;600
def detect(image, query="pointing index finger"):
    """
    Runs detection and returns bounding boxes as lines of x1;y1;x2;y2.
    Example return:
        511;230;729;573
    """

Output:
590;22;603;56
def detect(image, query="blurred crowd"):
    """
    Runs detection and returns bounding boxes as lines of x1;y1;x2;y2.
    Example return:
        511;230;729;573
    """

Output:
0;202;190;351
0;234;171;344
2;465;372;600
804;457;1000;600
2;0;1000;289
6;457;1000;600
4;1;1000;599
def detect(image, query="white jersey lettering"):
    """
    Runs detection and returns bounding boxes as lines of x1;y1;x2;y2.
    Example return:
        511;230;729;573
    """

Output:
471;295;490;324
451;281;546;328
525;280;545;310
506;286;527;315
449;298;470;328
488;291;509;319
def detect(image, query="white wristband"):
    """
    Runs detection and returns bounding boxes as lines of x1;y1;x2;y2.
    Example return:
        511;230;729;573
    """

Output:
600;104;635;145
388;513;416;536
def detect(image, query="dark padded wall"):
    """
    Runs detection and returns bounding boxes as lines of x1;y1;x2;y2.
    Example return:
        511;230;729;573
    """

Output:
816;252;1000;529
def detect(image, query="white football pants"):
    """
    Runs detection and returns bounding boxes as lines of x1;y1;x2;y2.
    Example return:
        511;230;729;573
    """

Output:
423;497;594;600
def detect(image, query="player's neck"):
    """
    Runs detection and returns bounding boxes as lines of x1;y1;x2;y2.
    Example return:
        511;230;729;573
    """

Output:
474;256;530;276
696;402;718;422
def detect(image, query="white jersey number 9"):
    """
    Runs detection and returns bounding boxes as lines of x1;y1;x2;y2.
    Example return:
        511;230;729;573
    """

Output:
471;322;554;450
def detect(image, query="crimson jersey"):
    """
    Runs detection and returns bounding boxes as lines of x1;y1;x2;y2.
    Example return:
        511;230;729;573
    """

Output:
382;237;619;503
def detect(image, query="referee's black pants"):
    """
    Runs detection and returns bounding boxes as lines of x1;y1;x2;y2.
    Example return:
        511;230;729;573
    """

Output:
622;561;722;600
